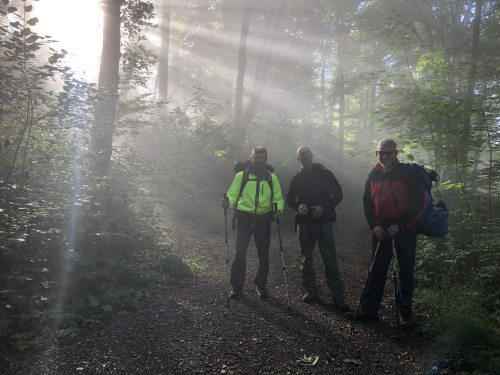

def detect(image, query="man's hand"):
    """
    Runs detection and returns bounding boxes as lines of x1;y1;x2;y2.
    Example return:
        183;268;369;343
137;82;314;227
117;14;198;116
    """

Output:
373;224;400;240
387;223;400;237
372;225;387;241
310;205;324;218
274;209;283;219
221;197;229;208
298;204;308;215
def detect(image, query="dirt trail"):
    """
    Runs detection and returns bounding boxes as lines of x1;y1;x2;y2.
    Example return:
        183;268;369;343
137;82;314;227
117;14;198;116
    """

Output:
6;226;438;375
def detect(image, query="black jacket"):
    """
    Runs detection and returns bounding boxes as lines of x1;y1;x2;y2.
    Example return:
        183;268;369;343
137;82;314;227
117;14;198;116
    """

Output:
286;163;343;223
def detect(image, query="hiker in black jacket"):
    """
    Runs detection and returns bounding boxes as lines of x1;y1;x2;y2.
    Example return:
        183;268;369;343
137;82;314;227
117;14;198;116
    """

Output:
286;146;350;312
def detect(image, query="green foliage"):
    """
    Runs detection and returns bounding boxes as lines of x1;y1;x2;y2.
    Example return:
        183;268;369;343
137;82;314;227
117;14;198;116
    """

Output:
120;0;158;89
0;169;192;357
0;4;192;362
375;8;500;374
416;286;500;374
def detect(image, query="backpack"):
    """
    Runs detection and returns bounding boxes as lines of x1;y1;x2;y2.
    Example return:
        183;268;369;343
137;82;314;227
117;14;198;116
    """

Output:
231;160;274;230
410;163;449;237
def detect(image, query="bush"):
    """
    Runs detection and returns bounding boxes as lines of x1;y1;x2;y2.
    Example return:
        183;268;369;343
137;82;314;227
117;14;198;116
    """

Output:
0;172;192;361
416;286;500;374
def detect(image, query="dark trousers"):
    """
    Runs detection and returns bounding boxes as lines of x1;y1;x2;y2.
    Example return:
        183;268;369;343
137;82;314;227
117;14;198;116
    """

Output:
230;213;271;291
360;226;417;318
298;221;345;303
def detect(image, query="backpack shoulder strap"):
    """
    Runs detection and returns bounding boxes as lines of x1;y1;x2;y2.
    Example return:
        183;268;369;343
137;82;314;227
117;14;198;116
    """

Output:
233;168;275;213
239;167;251;196
266;170;274;212
232;168;251;211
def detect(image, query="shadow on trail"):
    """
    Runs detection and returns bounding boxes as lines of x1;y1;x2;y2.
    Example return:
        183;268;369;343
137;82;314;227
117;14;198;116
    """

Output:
5;227;436;375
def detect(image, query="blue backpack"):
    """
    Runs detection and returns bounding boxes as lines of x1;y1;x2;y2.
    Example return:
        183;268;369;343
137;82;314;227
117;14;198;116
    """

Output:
410;163;449;237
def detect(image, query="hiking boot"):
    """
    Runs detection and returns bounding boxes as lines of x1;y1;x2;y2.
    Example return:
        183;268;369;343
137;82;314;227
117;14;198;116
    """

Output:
229;289;242;299
256;287;268;299
346;309;378;321
301;292;319;303
332;299;351;313
399;315;414;329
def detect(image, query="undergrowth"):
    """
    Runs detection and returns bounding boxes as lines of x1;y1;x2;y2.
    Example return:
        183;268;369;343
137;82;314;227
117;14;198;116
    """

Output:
0;174;192;366
416;285;500;374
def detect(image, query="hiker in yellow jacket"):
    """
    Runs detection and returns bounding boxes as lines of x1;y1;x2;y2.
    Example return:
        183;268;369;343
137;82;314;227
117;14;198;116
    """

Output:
221;146;284;299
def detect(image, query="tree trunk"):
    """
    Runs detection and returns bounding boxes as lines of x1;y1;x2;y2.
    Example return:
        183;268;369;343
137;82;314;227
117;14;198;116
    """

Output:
459;0;483;185
367;43;378;146
463;0;482;130
337;25;346;163
234;1;252;128
92;0;124;177
233;0;281;152
158;0;171;103
320;54;330;158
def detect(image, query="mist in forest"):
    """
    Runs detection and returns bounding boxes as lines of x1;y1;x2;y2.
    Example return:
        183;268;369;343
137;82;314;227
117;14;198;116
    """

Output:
23;0;495;234
1;1;499;368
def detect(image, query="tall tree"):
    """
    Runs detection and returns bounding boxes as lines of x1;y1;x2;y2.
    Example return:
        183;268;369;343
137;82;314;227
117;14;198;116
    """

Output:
461;0;483;166
233;0;283;151
92;0;124;177
157;0;171;102
233;0;252;131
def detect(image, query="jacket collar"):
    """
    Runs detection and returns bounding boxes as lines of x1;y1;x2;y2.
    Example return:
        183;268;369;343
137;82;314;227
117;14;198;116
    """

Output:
299;162;324;173
375;158;400;173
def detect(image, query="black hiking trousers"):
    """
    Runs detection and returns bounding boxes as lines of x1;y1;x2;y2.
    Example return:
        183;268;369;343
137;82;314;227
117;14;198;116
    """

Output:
231;212;271;292
360;225;417;318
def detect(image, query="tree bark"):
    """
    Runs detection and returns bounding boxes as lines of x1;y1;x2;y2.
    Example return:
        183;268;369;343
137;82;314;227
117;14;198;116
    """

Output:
158;0;171;102
92;0;124;177
336;20;346;163
459;0;483;185
464;0;483;128
234;1;252;127
233;0;282;151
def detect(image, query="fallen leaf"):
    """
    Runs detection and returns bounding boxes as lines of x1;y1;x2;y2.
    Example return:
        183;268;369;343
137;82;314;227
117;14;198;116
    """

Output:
296;355;319;366
189;365;205;373
344;359;363;366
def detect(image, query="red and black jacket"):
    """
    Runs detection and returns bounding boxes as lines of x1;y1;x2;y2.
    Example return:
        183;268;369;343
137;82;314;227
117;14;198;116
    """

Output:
363;159;426;230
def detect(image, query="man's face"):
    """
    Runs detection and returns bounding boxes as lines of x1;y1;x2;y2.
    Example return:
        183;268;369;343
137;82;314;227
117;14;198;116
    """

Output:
251;152;267;170
376;145;398;169
297;147;313;166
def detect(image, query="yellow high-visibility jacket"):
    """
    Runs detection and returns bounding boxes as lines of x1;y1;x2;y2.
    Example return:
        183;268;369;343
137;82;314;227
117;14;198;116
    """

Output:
226;170;284;215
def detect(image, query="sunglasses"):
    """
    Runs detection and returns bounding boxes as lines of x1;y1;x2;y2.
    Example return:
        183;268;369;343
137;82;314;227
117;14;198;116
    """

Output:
377;151;395;156
299;150;311;156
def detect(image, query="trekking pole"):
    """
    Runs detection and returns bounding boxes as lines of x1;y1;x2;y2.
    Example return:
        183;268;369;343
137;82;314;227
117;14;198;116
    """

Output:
350;240;381;333
223;193;230;308
275;203;291;314
392;238;400;339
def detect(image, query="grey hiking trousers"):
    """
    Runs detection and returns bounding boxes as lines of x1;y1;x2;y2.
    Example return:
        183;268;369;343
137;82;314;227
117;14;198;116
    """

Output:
298;221;345;303
230;212;271;291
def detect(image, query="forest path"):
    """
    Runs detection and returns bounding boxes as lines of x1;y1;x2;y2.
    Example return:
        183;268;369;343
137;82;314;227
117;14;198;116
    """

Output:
8;225;439;375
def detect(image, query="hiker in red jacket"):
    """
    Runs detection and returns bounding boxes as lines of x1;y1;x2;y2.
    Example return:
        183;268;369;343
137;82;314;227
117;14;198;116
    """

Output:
347;139;425;328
